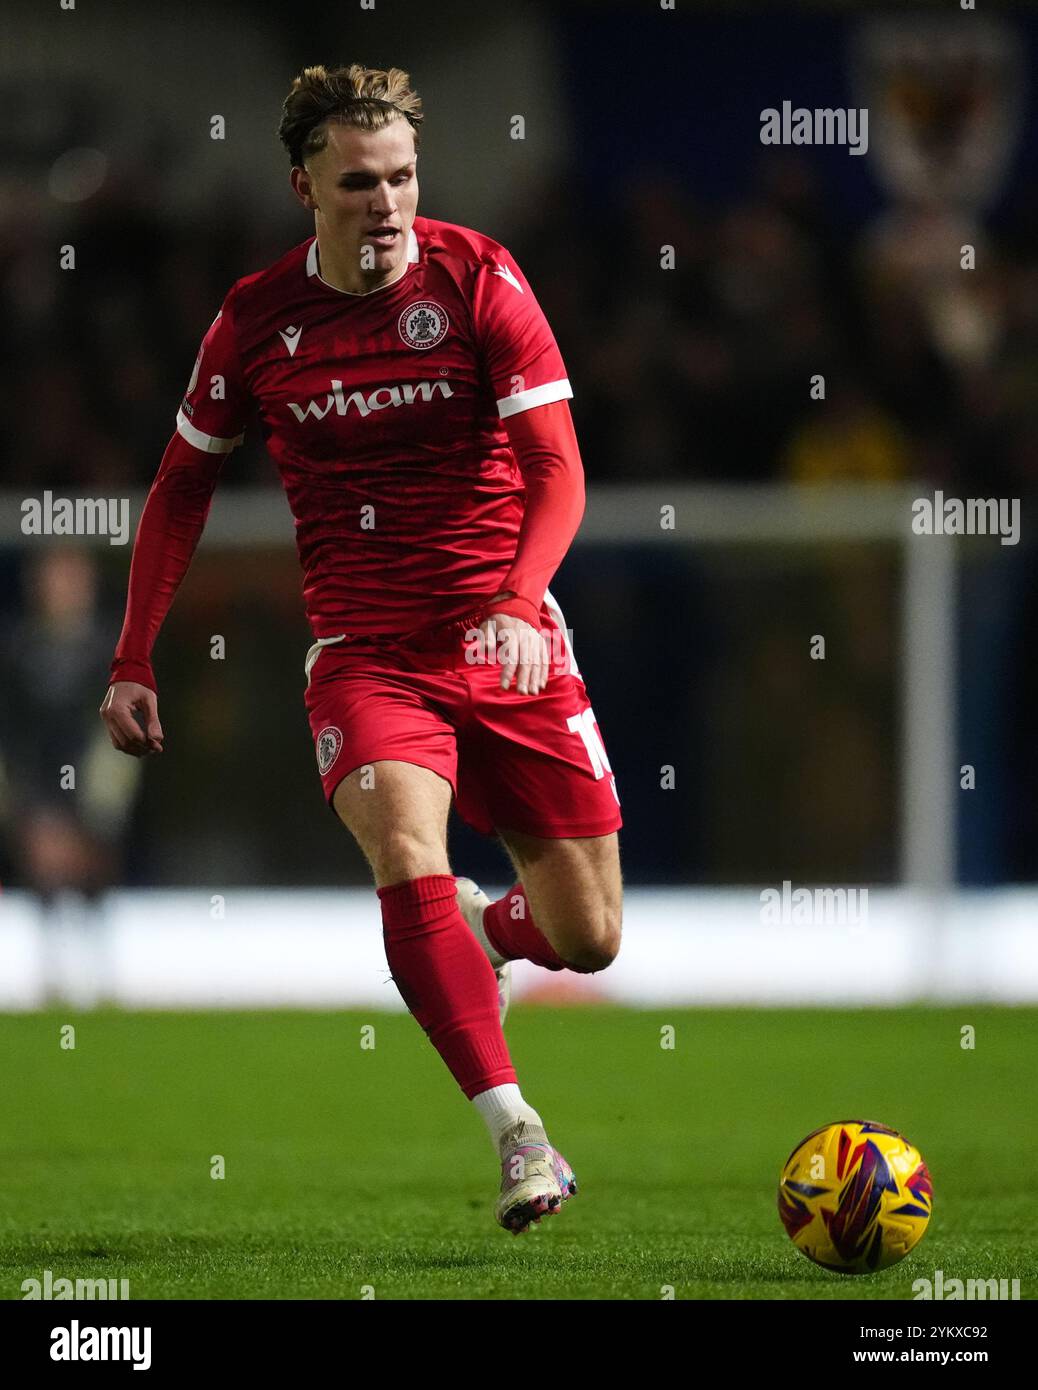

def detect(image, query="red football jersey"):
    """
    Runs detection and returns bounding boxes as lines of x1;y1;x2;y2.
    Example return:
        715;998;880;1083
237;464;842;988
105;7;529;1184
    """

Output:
176;215;573;638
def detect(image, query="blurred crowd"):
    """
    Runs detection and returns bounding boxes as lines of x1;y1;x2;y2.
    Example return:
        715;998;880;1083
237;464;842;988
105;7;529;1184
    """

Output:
518;156;1038;493
2;149;1037;495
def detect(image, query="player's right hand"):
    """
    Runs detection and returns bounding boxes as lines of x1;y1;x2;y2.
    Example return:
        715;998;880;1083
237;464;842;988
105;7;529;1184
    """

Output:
100;681;164;757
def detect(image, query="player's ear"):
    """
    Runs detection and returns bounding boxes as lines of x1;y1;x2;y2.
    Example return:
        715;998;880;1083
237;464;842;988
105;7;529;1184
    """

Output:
290;166;318;211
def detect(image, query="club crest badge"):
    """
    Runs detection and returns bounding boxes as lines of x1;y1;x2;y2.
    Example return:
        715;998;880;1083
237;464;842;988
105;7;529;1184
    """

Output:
316;726;343;774
398;301;449;350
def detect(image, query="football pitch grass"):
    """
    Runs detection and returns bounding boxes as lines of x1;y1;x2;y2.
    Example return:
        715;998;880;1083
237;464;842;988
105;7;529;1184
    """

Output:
1;1006;1034;1301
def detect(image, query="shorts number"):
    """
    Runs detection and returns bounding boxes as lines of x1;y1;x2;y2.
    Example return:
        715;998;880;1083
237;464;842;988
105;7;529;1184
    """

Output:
566;708;612;780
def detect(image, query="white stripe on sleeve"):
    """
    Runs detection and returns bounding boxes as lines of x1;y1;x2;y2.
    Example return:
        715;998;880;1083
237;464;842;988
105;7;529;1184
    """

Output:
496;378;573;419
176;407;244;454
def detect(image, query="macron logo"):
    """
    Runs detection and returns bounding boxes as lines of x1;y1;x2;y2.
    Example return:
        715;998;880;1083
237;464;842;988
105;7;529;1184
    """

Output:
490;261;524;294
279;325;303;356
287;378;455;422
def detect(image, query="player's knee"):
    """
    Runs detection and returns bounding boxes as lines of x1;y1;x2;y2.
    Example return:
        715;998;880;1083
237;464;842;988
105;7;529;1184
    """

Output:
563;906;621;974
376;830;449;884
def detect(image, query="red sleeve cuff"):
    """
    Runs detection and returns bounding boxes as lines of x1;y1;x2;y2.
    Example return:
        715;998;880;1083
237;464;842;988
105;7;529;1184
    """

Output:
109;657;157;693
485;595;543;628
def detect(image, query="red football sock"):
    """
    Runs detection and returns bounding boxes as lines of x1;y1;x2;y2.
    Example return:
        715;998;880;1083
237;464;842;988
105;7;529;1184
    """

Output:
377;874;516;1099
483;883;566;972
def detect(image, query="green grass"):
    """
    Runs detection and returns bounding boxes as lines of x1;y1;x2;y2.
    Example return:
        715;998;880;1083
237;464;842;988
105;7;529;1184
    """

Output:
0;1007;1035;1299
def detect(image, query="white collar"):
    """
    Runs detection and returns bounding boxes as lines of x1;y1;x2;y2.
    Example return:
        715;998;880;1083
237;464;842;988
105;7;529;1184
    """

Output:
306;227;419;296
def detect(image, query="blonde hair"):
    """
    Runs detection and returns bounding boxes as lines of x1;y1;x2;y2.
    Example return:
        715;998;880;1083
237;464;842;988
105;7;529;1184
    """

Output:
277;63;423;167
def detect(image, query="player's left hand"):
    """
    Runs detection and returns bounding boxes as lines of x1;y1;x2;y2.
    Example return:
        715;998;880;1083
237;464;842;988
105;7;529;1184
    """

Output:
479;592;550;695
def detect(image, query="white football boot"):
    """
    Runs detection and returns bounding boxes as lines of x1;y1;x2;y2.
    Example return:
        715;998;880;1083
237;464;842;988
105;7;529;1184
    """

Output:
494;1119;578;1234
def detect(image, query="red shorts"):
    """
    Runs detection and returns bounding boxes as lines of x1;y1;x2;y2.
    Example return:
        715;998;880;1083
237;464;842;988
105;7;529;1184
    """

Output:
303;591;623;839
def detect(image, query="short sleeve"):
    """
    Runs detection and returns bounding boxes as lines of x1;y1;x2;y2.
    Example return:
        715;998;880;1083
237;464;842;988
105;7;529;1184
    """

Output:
175;288;250;454
471;248;573;420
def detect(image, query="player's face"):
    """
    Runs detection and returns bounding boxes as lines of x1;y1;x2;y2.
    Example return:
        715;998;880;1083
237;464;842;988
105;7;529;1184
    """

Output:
295;119;418;286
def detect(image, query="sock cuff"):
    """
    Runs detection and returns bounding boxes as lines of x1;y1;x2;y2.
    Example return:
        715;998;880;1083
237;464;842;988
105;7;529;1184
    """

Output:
482;886;522;960
377;874;462;934
376;873;458;907
484;883;567;972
